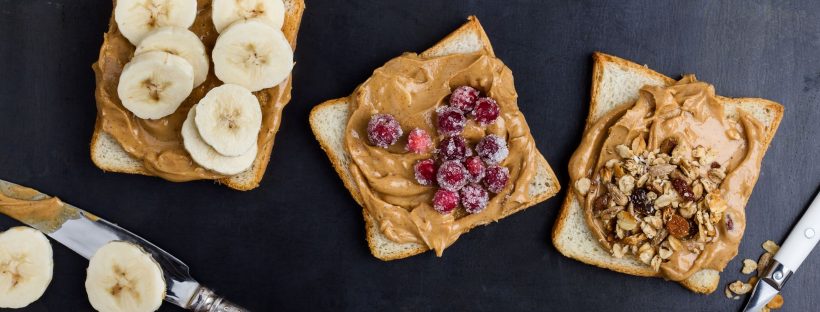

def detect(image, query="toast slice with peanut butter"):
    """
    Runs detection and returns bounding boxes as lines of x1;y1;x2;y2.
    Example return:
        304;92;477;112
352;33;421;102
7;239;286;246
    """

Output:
552;52;784;294
309;17;561;260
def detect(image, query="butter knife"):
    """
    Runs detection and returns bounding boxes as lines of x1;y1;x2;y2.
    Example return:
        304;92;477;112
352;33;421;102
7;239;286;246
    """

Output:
0;178;248;312
742;190;820;312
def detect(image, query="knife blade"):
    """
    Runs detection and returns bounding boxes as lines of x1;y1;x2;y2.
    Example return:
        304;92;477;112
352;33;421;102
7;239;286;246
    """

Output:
742;189;820;312
0;179;248;312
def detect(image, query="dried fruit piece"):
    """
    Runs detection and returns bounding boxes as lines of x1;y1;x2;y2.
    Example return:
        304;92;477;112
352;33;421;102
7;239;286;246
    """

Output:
437;136;469;161
667;214;691;238
460;184;489;214
476;134;509;165
463;156;486;183
432;189;459;214
367;114;402;148
436;106;467;135
671;178;695;202
593;194;609;211
659;137;678;155
413;159;437;186
630;188;655;215
405;128;432;153
483;165;509;193
449;86;480;112
472;97;500;125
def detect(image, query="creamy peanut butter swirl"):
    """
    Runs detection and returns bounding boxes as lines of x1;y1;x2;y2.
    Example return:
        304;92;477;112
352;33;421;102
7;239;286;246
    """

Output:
344;52;539;256
569;76;766;281
0;185;79;234
93;0;292;182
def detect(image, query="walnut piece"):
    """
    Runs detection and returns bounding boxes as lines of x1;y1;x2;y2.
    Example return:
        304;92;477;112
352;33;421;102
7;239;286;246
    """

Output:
728;281;752;295
762;240;780;254
741;259;758;275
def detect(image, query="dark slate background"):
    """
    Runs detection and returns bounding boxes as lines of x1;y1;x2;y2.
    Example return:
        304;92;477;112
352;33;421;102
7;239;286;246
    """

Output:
1;0;818;311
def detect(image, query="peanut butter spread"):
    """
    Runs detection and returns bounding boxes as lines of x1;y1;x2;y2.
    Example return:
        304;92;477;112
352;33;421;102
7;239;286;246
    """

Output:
0;185;79;234
93;0;292;182
344;52;539;255
569;76;766;281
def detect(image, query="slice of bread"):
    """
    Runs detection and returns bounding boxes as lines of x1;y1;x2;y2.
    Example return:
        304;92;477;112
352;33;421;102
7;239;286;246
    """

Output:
309;16;561;260
552;52;784;294
89;0;306;191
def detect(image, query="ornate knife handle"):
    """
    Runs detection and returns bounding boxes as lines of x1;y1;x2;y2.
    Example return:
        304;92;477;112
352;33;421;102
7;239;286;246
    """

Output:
189;287;249;312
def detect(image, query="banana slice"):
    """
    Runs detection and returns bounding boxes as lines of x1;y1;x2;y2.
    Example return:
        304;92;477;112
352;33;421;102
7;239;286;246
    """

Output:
135;27;210;88
182;105;258;175
212;20;293;92
85;241;165;312
114;0;198;45
118;51;194;120
211;0;286;33
0;227;53;309
194;84;262;156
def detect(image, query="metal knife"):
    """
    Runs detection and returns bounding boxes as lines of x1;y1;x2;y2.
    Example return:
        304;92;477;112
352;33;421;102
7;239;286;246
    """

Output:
0;179;248;312
742;190;820;312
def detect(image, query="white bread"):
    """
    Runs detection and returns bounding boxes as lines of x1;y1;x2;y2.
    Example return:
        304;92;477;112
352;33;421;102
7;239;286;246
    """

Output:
90;0;306;191
309;16;560;260
551;52;784;293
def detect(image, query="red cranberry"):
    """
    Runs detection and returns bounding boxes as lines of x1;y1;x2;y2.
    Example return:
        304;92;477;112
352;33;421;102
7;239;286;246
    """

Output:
472;97;500;125
437;136;469;161
436;160;468;191
367;114;402;148
432;189;459;214
483;165;509;193
449;86;480;112
413;159;437;186
463;156;486;183
436;106;466;135
461;184;489;214
405;128;432;154
476;134;509;165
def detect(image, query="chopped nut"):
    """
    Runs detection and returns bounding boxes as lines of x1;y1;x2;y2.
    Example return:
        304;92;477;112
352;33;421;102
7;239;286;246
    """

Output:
650;255;662;271
700;178;718;193
679;201;697;219
593;194;610;212
763;240;780;254
618;175;635;194
617;211;638;231
671;142;691;160
708;168;726;182
758;252;773;277
724;287;734;299
637;243;654;264
600;167;613;184
767;294;784;309
640;222;657;239
607;183;629;206
691;182;703;200
728;280;752;295
742;259;758;274
605;158;619;168
612;243;626;258
636;174;649;187
613;163;626;178
654;193;676;208
692;146;706;158
658;247;673;259
575;178;591;196
648;164;676;177
616;144;633;158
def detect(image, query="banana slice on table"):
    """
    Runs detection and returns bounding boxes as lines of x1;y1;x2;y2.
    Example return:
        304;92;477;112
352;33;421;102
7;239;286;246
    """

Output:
114;0;197;45
0;227;53;309
211;0;286;33
117;51;194;120
212;20;294;92
135;27;210;88
194;84;262;156
85;241;165;312
182;105;258;175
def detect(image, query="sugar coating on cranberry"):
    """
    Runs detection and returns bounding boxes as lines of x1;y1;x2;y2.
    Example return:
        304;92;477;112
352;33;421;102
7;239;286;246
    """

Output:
436;160;468;191
476;134;509;165
460;184;489;214
405;128;432;154
436;106;467;135
367;114;403;148
414;159;437;186
483;165;510;193
473;97;500;125
437;136;469;161
432;189;459;214
449;86;480;112
463;156;486;183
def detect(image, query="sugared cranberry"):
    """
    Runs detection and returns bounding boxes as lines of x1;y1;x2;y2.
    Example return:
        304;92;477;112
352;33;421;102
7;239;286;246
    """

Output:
449;86;480;112
367;114;402;148
472;97;500;125
463;156;486;183
414;159;437;186
476;134;509;165
461;184;489;214
432;189;459;214
483;165;509;193
436;160;468;191
437;136;469;161
405;128;432;154
436;106;466;135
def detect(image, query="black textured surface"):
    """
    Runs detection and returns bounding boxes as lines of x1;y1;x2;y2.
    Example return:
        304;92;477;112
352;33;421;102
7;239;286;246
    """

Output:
1;0;819;311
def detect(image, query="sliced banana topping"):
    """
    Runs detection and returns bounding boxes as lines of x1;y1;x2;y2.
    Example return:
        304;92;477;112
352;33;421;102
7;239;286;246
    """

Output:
194;84;262;156
117;51;194;120
0;227;54;309
114;0;198;45
212;20;294;92
182;105;258;175
85;241;165;312
212;0;286;33
135;26;210;88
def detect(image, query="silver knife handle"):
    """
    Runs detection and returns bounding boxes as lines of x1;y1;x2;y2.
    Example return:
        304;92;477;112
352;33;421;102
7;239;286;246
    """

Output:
189;287;249;312
773;191;820;273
